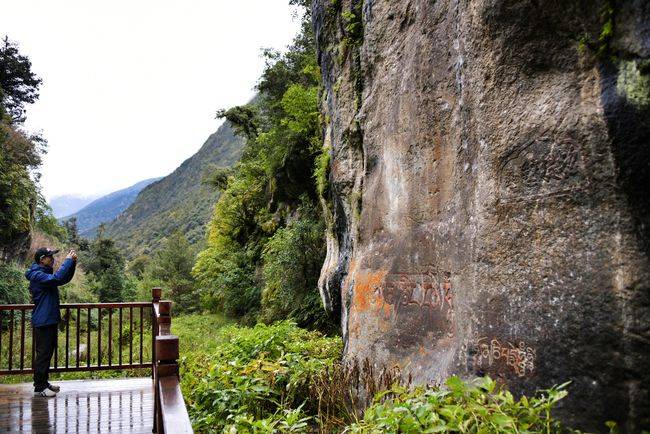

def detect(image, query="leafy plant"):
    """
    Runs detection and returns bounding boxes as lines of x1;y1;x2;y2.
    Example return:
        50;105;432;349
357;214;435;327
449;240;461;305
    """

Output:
0;262;29;305
348;376;571;434
260;203;331;330
180;321;342;432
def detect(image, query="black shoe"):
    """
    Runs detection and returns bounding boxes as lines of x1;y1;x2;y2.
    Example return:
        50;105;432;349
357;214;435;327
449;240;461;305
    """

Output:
47;383;60;393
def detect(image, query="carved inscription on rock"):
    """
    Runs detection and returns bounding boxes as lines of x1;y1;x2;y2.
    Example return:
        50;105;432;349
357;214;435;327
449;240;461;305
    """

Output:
474;337;536;377
378;270;453;316
363;269;456;343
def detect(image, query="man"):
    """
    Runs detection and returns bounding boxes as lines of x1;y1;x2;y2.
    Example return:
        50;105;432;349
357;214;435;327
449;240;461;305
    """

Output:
25;247;77;397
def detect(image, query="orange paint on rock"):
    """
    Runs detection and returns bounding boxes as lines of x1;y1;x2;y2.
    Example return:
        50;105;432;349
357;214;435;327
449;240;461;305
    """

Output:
352;269;388;313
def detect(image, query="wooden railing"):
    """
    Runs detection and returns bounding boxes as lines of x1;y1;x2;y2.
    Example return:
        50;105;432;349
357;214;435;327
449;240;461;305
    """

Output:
151;288;193;433
0;301;153;374
0;288;193;433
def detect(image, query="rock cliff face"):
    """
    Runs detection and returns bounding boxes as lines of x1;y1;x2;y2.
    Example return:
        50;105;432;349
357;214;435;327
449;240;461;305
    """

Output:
313;0;649;430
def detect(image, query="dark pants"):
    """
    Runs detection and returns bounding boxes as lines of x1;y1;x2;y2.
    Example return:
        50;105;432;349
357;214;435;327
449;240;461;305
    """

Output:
33;324;57;391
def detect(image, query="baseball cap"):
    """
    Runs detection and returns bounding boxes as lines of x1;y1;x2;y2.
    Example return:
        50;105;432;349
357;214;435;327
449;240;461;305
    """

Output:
34;247;60;263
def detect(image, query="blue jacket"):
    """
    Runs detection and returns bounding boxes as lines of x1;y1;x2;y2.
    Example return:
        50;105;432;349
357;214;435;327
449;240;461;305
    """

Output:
25;258;76;327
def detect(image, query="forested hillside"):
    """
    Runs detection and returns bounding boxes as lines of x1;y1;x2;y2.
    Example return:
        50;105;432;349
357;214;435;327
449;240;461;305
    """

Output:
104;121;243;258
62;177;161;237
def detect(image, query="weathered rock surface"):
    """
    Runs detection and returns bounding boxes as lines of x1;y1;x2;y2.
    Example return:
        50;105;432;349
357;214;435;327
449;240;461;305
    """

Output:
313;0;650;430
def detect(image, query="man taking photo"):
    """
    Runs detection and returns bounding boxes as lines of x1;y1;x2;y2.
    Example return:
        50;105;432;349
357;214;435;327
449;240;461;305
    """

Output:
25;247;77;397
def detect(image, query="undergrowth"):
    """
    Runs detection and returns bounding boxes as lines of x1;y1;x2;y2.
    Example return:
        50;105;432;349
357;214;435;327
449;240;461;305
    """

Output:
175;318;580;434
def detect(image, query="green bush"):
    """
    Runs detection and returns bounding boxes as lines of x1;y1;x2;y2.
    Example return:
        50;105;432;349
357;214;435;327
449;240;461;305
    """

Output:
0;262;29;305
180;321;342;432
349;376;570;434
260;207;331;331
175;316;579;433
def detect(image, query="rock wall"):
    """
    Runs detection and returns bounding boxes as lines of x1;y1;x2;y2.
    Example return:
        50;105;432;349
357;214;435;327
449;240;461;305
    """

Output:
313;0;650;430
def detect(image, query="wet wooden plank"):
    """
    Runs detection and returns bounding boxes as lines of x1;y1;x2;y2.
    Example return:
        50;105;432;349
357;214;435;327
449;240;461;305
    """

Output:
0;377;154;433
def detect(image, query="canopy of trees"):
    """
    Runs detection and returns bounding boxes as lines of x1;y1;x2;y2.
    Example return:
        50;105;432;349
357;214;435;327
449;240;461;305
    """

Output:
0;36;52;262
193;10;334;331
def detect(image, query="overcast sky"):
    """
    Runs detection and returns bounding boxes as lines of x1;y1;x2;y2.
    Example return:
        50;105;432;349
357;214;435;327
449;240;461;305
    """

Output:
0;0;302;200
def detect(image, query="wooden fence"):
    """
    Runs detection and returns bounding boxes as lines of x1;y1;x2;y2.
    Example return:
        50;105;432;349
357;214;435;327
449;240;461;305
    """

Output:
0;288;193;433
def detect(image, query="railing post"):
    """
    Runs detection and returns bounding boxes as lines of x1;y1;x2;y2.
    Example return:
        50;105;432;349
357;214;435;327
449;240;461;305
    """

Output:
152;287;161;433
152;287;160;377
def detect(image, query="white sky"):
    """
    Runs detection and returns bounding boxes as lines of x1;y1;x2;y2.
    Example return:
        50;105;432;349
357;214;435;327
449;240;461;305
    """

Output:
0;0;302;200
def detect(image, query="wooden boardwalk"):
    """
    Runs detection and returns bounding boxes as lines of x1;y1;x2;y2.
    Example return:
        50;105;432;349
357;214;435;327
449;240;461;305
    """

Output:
0;377;153;433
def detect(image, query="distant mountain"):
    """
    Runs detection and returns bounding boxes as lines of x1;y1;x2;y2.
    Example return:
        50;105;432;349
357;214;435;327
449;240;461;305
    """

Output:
62;178;162;237
104;121;244;258
50;194;99;218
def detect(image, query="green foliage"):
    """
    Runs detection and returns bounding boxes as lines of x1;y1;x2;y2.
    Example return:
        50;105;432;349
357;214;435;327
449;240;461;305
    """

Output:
34;194;67;242
0;121;43;260
127;255;150;279
81;235;129;302
597;1;615;58
180;321;342;432
62;217;81;246
260;206;331;330
194;6;331;331
193;239;260;321
0;36;47;262
0;262;29;304
338;1;364;64
0;36;42;123
314;145;331;197
202;165;234;191
349;376;570;433
175;316;577;433
616;59;650;108
147;231;198;313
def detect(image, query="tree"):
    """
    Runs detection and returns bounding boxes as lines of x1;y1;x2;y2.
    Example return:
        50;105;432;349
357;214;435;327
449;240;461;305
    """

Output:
128;255;150;279
0;36;42;124
34;194;67;242
0;36;46;262
0;119;43;261
82;235;127;302
260;205;330;330
62;217;80;245
149;231;197;313
193;4;333;331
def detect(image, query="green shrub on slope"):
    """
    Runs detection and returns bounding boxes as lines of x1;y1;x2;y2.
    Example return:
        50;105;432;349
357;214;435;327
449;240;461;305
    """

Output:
180;321;342;432
350;376;570;434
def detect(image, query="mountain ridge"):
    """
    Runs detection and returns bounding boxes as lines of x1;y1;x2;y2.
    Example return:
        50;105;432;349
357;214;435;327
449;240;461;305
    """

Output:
104;120;244;258
61;177;162;237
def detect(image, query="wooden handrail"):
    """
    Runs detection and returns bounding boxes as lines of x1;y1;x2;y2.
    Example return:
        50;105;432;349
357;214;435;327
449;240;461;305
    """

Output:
159;376;193;433
0;302;152;310
0;301;154;374
0;288;193;432
151;288;193;433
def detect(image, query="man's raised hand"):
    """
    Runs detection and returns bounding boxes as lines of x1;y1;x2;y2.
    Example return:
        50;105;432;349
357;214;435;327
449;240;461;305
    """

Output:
67;249;78;262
